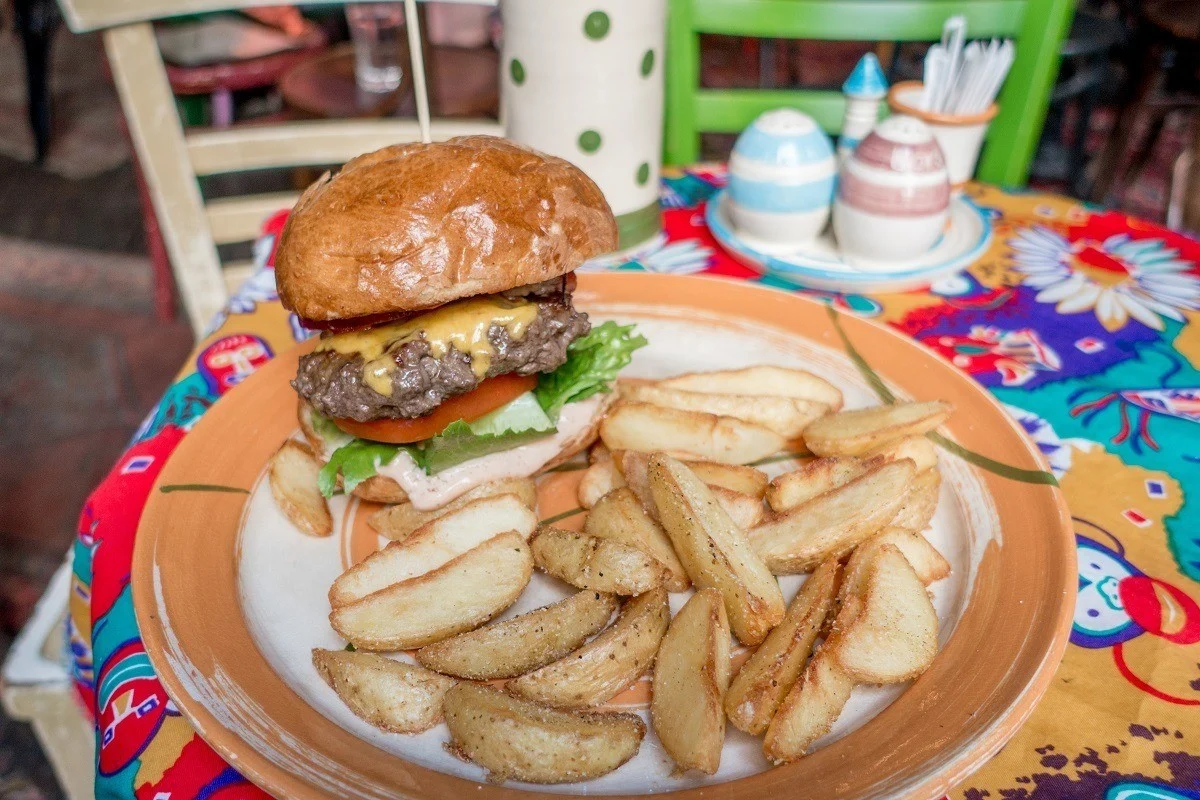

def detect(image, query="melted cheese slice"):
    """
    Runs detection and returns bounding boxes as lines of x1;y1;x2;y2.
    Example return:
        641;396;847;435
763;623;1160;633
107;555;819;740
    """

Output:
315;297;538;395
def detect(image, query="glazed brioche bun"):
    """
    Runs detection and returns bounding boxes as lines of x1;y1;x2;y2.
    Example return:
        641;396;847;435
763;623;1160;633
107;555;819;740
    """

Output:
275;136;618;323
297;393;614;505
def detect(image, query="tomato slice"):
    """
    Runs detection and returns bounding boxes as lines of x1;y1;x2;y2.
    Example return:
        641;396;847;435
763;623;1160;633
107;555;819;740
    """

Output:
332;373;538;444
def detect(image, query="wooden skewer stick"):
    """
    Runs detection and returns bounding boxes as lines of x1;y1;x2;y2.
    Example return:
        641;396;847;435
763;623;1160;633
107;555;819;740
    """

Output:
403;0;432;143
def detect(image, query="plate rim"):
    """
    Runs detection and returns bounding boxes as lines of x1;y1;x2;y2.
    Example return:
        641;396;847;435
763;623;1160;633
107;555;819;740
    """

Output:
131;272;1075;800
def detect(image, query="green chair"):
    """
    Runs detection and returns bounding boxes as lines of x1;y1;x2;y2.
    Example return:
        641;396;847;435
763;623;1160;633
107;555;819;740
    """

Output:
664;0;1077;187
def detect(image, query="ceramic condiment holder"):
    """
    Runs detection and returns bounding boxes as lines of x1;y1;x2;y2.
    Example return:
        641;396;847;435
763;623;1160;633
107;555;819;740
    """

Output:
833;114;951;268
727;109;836;246
887;80;999;187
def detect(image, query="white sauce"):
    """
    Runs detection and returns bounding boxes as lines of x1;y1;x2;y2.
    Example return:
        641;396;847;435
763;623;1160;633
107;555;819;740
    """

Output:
375;396;603;510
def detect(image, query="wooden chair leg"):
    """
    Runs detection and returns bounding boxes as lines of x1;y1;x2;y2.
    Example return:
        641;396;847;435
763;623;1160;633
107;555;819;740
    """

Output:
1167;118;1200;232
13;0;60;163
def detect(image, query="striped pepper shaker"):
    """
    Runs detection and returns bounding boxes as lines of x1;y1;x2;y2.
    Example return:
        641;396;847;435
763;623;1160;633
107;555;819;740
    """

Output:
727;109;836;246
833;115;951;267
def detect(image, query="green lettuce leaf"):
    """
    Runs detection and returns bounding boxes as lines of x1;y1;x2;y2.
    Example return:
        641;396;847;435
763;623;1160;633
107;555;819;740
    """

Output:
534;321;648;420
316;392;557;495
317;439;413;497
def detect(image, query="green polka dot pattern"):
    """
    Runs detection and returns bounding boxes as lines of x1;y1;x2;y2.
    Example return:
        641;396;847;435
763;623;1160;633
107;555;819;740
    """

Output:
640;49;655;77
636;162;651;185
578;130;602;153
583;11;610;39
509;59;525;86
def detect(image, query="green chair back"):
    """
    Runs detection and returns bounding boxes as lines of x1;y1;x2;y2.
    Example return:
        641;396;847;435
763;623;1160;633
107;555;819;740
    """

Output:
664;0;1077;186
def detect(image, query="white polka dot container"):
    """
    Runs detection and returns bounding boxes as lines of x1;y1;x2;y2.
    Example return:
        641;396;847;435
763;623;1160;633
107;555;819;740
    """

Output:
833;115;951;269
728;109;837;246
501;0;666;252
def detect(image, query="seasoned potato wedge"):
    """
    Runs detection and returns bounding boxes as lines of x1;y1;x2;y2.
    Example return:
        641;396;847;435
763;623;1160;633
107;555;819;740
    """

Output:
651;588;731;775
311;648;453;733
415;590;618;680
584;488;689;591
765;456;876;514
330;494;537;607
368;478;537;541
589;442;612;464
507;588;669;708
710;486;767;530
351;475;409;504
761;645;854;763
658;366;843;410
601;403;785;465
578;459;625;509
871;526;951;585
329;532;532;651
269;440;332;537
443;683;645;784
684;460;770;498
861;435;938;473
621;383;828;438
803;401;953;457
649;455;784;645
531;526;668;595
725;559;839;735
833;544;938;683
890;467;942;532
749;459;916;574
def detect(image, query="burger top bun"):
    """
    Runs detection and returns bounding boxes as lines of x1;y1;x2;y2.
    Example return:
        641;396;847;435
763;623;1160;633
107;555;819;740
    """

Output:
275;136;618;322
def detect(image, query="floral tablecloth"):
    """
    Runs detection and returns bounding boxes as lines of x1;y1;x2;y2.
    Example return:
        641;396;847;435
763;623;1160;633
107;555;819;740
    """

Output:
71;165;1200;800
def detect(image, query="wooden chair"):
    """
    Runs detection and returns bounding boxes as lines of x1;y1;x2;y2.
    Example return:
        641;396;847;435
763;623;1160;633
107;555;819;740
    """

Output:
664;0;1077;187
56;0;502;334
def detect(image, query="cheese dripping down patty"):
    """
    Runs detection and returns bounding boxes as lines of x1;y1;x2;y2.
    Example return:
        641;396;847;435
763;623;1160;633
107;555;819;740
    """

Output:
314;296;539;396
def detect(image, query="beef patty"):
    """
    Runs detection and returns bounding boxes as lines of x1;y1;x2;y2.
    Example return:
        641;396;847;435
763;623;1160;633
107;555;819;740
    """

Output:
293;292;589;422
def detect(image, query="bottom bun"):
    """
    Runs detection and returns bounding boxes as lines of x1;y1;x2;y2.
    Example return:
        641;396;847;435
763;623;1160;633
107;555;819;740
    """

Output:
295;392;615;509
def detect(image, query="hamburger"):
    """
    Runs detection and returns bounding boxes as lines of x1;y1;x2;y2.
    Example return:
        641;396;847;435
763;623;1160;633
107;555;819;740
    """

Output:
275;136;645;510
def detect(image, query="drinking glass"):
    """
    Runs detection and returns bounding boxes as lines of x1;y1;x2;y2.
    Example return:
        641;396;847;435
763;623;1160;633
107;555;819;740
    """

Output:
345;3;405;93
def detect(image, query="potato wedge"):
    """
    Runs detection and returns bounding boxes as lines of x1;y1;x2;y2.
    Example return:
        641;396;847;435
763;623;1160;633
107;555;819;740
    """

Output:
621;383;828;439
330;494;537;607
804;401;952;457
761;645;854;763
507;588;669;708
861;435;938;473
833;544;938;683
649;455;784;645
351;475;409;504
765;456;876;514
873;526;951;584
584;488;689;591
578;459;625;509
369;478;537;541
589;442;611;464
890;467;942;531
269;440;332;537
711;486;767;530
725;559;839;735
444;683;645;784
416;590;618;680
311;648;454;733
750;459;916;574
531;526;668;595
651;588;731;775
685;460;770;498
329;532;532;651
658;365;843;410
601;403;785;465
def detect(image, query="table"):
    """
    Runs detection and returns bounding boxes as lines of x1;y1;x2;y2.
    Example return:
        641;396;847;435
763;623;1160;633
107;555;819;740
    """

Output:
71;167;1200;799
280;42;499;121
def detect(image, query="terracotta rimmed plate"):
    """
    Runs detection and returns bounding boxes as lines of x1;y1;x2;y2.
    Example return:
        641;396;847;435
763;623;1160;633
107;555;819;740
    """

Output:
133;273;1073;800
